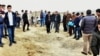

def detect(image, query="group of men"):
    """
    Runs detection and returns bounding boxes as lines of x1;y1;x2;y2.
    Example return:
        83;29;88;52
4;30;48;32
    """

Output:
0;4;16;47
0;4;100;56
44;9;100;56
61;9;100;56
81;9;100;56
0;4;34;47
45;11;61;33
0;4;31;47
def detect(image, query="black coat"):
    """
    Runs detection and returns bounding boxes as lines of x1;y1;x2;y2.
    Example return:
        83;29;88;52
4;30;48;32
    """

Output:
45;14;51;25
16;16;21;22
63;15;67;24
22;13;28;23
4;12;17;27
51;14;55;22
54;14;61;24
91;27;100;55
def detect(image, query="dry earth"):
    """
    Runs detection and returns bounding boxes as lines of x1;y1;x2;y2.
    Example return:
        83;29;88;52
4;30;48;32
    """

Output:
0;24;93;56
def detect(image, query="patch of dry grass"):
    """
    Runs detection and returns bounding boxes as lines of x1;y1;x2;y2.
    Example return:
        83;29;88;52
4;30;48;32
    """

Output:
0;24;93;56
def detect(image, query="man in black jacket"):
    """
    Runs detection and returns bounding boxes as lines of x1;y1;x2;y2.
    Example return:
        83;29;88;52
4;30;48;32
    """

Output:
91;22;100;56
54;11;61;33
50;13;55;29
63;13;67;32
22;10;30;32
91;9;100;56
45;11;51;33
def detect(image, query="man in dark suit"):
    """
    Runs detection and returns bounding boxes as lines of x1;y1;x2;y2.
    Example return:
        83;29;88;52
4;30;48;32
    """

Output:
40;10;44;27
54;11;61;33
4;5;16;46
63;13;67;32
22;10;30;32
50;13;55;29
45;11;51;33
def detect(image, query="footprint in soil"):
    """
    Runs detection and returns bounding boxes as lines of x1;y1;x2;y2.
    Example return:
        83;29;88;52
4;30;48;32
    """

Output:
36;50;43;53
56;37;63;41
27;50;35;56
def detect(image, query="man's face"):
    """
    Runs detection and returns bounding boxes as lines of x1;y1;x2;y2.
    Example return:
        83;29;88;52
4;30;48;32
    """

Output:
7;7;12;12
96;12;100;16
55;11;58;15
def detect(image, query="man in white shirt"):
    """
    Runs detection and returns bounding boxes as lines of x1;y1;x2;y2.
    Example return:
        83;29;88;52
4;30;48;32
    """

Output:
8;12;13;26
4;5;16;46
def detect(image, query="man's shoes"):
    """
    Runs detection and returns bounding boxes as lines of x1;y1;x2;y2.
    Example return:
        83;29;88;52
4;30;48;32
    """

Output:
81;52;87;55
88;52;92;55
0;44;4;47
23;31;25;32
12;41;17;44
57;32;59;33
64;30;67;32
69;34;72;36
76;38;80;40
73;37;76;39
9;43;12;46
27;29;30;31
55;31;59;33
5;34;8;36
3;36;7;39
47;32;51;34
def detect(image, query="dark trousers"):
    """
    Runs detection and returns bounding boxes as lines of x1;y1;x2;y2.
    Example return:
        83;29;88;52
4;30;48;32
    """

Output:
16;21;21;28
0;24;3;45
55;22;60;32
80;29;82;37
74;27;81;39
46;23;51;33
8;26;15;44
31;20;34;25
69;26;74;36
3;24;8;36
50;21;55;29
23;22;29;31
63;23;67;32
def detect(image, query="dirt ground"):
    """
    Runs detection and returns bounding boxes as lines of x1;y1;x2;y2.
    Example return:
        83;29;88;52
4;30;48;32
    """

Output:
0;24;93;56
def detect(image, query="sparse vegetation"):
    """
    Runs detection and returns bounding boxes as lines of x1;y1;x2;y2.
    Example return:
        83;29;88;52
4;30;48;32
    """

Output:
0;25;92;56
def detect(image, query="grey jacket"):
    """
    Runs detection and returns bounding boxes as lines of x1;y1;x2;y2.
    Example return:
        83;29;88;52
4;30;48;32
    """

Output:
81;15;97;34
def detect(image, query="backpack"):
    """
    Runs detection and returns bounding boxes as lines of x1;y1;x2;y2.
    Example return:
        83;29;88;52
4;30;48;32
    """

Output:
68;20;74;26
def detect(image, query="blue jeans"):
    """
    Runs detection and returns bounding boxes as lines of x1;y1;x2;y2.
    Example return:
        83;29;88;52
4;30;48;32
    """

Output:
43;18;45;25
40;19;44;27
8;26;15;43
74;27;81;39
0;24;3;45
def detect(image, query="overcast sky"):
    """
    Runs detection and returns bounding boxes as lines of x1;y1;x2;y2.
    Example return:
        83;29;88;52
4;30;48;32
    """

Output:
0;0;100;12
